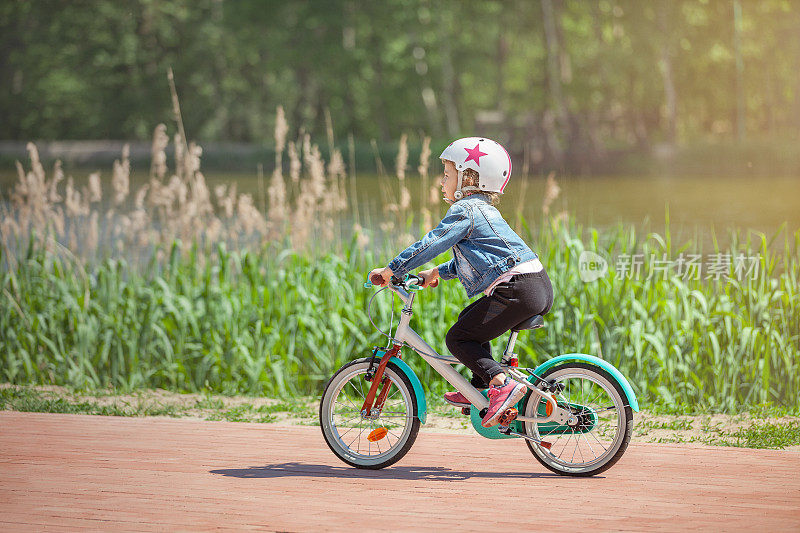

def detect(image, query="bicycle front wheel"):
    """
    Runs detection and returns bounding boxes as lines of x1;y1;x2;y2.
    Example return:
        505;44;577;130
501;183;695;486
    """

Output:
319;358;420;469
523;363;633;476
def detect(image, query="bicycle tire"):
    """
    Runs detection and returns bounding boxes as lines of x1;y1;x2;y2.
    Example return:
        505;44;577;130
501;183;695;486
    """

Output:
522;362;633;476
319;358;420;469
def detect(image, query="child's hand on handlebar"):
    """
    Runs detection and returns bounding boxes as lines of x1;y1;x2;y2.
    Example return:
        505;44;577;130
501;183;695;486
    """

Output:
368;267;393;286
419;267;439;288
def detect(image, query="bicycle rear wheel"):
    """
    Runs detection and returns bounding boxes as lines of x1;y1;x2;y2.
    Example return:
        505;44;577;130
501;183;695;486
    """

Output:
523;363;633;476
319;358;420;469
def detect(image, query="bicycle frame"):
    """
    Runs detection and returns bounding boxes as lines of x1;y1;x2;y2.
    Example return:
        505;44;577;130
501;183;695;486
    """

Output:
361;283;570;426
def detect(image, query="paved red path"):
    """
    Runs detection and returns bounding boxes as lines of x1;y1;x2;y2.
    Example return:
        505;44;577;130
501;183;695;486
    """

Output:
1;412;799;531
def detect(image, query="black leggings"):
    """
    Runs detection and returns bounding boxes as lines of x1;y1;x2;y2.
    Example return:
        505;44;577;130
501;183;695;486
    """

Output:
445;270;553;388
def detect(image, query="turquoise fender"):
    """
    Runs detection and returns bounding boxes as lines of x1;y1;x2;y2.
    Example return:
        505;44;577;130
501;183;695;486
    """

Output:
389;357;427;424
531;353;640;412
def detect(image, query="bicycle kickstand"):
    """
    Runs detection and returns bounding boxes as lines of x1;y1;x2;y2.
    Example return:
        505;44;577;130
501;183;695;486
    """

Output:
497;424;553;450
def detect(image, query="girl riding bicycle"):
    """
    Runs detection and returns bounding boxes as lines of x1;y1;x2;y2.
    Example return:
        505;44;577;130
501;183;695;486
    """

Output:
369;137;554;428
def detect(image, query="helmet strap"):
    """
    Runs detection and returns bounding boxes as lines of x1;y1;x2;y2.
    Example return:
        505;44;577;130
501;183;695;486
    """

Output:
454;169;483;199
454;189;481;200
454;170;464;200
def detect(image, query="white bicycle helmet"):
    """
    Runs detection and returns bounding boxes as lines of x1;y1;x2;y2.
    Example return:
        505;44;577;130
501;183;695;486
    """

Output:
439;137;512;199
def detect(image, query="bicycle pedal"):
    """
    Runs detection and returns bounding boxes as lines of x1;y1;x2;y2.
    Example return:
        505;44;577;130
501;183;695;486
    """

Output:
461;407;471;416
497;407;518;426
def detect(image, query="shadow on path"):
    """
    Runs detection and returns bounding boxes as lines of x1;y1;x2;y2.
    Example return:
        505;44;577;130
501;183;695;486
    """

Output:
210;462;593;481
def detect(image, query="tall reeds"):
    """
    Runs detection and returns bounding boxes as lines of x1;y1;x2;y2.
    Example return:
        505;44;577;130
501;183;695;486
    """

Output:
1;103;798;413
1;102;362;261
2;214;797;411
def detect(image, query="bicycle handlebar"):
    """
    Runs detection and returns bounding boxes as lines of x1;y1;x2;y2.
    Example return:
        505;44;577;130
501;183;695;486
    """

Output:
365;272;439;290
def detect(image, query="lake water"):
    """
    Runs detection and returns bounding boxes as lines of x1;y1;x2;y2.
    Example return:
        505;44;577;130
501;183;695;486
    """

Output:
3;169;799;249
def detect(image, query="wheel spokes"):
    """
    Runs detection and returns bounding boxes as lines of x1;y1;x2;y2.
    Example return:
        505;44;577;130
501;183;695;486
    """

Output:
531;373;623;468
328;370;412;458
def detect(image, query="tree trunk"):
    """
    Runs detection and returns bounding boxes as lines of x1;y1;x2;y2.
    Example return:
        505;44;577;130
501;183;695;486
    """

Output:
540;0;569;165
733;0;746;142
441;38;460;137
369;32;391;141
496;33;508;111
411;28;442;137
658;3;677;146
795;21;800;139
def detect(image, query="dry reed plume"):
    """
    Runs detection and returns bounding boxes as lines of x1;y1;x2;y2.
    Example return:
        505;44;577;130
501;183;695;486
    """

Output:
268;106;289;237
1;91;373;262
1;127;275;264
380;134;419;242
418;136;433;231
542;171;560;215
1;80;454;265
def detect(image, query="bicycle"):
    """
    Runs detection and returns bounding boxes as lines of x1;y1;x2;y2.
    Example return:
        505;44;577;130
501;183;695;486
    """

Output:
319;273;639;476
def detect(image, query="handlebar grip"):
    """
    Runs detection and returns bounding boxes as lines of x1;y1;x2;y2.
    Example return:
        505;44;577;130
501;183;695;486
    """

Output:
430;279;439;288
370;273;386;286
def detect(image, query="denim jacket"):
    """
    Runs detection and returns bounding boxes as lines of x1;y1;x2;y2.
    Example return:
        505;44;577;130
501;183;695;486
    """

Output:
387;193;538;298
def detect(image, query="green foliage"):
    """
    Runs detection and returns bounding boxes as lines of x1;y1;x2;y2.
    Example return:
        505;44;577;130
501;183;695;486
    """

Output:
5;385;797;449
0;385;315;423
2;215;799;413
721;421;800;450
638;418;695;432
2;0;799;157
0;386;180;417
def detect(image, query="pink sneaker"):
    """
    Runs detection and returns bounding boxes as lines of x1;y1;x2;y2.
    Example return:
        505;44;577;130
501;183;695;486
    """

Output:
443;391;471;408
481;379;528;428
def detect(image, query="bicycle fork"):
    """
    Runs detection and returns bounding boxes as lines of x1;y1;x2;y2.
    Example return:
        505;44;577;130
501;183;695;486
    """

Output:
361;344;401;418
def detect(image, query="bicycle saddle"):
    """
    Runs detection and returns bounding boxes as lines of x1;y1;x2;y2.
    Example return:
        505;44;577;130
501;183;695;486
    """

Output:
511;314;544;331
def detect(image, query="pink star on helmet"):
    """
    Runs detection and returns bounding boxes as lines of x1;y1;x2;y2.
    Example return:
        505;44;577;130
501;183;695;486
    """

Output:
464;143;488;166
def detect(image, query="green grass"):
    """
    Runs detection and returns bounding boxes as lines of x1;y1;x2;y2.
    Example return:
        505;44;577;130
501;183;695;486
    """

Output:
4;385;797;449
1;214;799;413
201;400;316;422
205;403;258;422
0;385;314;423
636;418;695;432
0;386;180;417
721;422;800;450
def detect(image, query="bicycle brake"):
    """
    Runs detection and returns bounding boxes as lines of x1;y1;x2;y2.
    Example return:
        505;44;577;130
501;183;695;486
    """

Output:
546;380;566;394
365;347;384;381
533;379;564;395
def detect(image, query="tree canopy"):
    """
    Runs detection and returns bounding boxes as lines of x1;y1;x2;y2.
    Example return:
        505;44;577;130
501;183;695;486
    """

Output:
2;0;799;163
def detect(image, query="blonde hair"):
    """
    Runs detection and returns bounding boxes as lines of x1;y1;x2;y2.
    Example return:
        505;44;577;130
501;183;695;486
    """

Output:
462;168;501;205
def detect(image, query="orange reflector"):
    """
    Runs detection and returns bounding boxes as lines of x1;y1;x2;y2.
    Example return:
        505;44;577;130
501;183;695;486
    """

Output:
367;427;388;442
540;441;552;450
545;398;553;417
